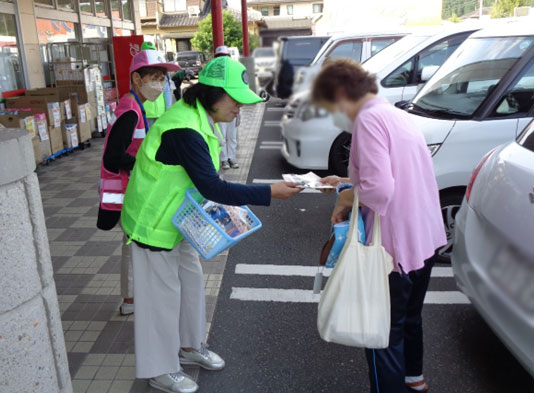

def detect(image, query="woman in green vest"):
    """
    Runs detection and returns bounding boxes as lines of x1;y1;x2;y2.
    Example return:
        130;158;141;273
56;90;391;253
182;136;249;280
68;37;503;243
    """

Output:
121;56;301;393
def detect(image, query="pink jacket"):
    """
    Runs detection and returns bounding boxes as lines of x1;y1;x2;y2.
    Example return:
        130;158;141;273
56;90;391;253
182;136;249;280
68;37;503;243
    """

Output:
348;97;446;273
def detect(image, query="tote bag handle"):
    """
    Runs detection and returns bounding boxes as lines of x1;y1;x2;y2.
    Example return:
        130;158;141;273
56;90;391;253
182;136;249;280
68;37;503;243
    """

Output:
348;188;382;247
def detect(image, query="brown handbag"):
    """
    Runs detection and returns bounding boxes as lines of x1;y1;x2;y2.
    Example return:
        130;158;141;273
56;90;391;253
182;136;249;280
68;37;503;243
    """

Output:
319;231;335;266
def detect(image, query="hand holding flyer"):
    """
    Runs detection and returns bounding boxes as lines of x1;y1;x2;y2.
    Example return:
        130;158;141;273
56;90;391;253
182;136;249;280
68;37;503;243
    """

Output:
282;172;335;189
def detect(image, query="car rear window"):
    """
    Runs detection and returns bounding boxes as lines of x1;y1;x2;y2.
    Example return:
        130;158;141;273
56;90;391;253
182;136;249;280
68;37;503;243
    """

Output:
177;53;198;61
283;40;325;61
517;120;534;152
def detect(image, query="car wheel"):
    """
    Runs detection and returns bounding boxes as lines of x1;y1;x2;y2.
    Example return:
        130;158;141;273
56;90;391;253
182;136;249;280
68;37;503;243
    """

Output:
437;191;465;263
328;132;352;177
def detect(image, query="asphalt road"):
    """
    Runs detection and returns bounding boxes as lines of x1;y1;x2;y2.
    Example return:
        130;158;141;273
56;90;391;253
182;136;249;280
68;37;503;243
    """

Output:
199;101;534;393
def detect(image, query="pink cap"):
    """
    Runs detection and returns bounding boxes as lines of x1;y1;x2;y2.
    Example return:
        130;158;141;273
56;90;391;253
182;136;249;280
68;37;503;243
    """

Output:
129;50;180;74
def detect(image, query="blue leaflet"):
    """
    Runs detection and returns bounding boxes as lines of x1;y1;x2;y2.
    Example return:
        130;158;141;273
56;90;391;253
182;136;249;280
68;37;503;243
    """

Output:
325;210;366;268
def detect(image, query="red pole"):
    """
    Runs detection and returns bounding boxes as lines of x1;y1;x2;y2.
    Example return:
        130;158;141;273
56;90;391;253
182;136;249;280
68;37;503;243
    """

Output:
241;0;250;57
211;0;224;55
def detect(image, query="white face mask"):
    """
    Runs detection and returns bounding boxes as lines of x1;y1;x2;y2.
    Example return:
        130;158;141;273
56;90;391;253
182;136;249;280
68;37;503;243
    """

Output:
332;110;355;133
140;80;165;102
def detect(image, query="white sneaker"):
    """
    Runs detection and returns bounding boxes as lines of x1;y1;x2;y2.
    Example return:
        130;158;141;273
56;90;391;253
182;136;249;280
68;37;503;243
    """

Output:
179;343;225;370
120;302;134;316
149;371;198;393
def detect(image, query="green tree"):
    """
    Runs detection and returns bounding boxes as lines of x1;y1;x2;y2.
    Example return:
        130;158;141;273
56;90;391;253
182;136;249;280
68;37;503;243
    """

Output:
191;10;245;55
442;0;494;19
448;12;462;22
490;0;534;18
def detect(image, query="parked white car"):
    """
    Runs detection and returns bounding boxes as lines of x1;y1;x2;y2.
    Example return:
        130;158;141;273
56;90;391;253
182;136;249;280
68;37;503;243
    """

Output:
292;30;407;96
452;120;534;377
281;25;479;175
407;21;534;262
253;47;276;79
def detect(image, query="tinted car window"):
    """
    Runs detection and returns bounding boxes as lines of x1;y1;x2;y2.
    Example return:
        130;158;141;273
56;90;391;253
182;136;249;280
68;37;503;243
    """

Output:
177;53;198;61
284;40;325;62
370;38;396;57
517;120;534;152
493;60;534;117
383;58;414;87
327;41;363;62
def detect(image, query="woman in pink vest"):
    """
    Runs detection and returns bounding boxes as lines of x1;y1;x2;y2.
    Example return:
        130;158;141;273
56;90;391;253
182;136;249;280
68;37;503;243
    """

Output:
97;49;179;315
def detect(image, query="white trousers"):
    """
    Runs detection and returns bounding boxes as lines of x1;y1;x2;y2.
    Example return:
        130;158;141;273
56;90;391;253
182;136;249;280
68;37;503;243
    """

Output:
131;241;206;379
120;233;134;299
219;119;238;162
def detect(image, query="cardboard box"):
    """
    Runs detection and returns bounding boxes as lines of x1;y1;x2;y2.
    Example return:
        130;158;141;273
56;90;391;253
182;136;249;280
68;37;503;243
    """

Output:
64;123;79;148
39;136;52;159
5;96;62;128
0;114;24;128
31;136;43;165
34;113;49;141
48;126;63;154
76;104;92;142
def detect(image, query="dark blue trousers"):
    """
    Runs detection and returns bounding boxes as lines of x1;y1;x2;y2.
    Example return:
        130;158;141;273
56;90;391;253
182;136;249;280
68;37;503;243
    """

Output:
365;259;434;393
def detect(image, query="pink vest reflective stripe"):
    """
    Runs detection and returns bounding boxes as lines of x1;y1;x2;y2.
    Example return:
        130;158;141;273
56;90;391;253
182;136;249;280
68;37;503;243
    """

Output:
99;96;146;211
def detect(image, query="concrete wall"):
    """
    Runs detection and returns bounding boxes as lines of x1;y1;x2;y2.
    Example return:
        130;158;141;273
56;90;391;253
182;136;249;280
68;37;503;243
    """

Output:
0;129;72;393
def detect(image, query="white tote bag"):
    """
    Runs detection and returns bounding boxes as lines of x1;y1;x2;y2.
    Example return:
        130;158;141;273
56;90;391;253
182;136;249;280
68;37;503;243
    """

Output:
317;189;394;348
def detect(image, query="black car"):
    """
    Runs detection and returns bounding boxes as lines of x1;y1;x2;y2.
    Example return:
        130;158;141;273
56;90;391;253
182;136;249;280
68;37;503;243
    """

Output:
176;51;208;76
274;35;329;99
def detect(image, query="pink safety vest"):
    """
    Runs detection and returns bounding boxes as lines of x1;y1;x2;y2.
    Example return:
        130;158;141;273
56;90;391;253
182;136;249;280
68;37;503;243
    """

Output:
99;96;146;211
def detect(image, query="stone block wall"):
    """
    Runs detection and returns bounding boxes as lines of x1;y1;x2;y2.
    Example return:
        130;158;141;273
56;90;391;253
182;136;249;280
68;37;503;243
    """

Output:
0;129;72;393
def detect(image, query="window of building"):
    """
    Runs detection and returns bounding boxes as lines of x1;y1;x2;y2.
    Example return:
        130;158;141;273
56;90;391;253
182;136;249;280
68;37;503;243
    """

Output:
95;0;107;17
113;28;132;37
138;0;147;17
82;23;108;40
273;6;280;16
164;0;186;12
122;0;132;20
287;5;293;15
57;0;74;10
0;12;24;94
261;7;269;16
80;0;93;13
313;3;323;13
34;0;54;6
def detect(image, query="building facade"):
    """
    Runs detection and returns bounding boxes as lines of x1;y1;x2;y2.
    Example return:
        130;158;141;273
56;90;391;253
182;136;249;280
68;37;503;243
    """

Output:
0;0;141;97
248;0;323;17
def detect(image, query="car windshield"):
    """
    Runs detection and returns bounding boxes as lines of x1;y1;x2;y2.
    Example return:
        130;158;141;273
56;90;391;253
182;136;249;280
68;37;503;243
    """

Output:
254;48;275;57
362;35;431;73
177;53;198;61
412;36;534;118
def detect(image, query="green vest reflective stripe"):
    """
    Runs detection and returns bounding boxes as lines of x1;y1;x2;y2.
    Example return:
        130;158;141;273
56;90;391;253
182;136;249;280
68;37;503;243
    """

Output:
121;99;222;249
143;93;166;118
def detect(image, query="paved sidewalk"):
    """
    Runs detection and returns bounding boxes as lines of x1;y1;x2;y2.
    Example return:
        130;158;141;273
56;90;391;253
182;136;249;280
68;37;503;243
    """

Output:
37;103;266;393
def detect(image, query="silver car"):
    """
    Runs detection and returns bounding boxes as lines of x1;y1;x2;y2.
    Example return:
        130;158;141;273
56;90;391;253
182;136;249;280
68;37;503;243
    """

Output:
452;119;534;377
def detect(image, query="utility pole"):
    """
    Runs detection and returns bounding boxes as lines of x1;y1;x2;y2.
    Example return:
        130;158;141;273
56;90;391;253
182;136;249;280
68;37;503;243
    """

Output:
211;0;224;55
241;0;250;57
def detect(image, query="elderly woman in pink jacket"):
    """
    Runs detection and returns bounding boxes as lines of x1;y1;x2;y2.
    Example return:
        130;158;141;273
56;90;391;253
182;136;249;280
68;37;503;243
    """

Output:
314;59;446;393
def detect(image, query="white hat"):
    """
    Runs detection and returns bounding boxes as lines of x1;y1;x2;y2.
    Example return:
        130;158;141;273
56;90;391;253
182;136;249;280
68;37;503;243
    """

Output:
215;45;231;56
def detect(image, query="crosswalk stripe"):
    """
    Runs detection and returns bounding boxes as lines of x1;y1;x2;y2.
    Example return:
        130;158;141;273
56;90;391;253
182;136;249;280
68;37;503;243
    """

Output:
264;121;282;127
230;287;471;305
267;107;285;112
235;264;453;278
252;179;321;194
259;145;282;150
261;141;284;145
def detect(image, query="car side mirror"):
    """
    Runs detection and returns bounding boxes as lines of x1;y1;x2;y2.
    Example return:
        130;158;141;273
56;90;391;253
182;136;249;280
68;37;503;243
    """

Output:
420;65;439;83
394;100;411;110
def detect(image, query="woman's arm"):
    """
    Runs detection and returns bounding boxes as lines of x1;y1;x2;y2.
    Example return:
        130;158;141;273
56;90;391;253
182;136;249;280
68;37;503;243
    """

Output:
156;129;300;205
102;111;138;173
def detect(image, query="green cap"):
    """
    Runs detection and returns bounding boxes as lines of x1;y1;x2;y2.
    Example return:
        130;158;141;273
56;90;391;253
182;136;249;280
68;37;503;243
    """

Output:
141;42;156;50
198;56;262;105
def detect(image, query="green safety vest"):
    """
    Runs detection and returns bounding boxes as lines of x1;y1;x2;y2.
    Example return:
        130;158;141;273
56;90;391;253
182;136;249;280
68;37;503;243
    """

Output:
143;93;166;119
121;99;221;249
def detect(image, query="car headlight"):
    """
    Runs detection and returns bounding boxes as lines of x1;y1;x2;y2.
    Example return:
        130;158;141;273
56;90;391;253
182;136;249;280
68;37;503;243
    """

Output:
297;102;329;121
427;144;441;156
